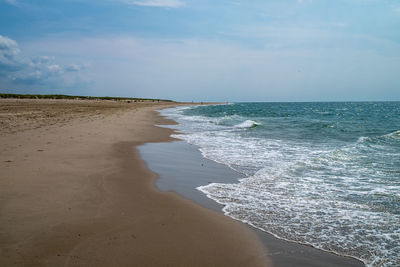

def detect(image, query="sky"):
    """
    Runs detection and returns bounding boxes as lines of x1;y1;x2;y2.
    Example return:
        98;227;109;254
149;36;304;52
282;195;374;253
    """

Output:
0;0;399;102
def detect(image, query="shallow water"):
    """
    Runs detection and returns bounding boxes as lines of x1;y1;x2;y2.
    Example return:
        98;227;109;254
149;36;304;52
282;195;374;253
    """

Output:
161;102;400;267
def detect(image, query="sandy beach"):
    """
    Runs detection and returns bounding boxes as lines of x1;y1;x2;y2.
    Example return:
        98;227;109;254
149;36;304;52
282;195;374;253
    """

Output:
0;99;269;266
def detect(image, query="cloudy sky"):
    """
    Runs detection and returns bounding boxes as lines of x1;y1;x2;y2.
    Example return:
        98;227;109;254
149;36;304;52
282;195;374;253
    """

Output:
0;0;399;101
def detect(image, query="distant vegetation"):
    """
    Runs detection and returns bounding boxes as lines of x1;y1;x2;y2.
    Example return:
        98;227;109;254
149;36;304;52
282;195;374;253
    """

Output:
0;93;173;102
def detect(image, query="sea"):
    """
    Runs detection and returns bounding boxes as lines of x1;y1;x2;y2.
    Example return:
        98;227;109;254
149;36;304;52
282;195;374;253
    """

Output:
161;102;400;267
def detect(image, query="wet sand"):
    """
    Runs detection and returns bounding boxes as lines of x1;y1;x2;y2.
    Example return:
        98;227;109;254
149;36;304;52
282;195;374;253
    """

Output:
0;99;269;266
139;141;365;267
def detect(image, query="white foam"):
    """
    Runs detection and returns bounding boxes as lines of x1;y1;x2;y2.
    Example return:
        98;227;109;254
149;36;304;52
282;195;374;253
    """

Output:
234;120;260;128
160;105;400;267
385;129;400;139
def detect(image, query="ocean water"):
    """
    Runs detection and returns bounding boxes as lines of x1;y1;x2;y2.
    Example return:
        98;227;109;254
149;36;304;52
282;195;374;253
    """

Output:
161;102;400;267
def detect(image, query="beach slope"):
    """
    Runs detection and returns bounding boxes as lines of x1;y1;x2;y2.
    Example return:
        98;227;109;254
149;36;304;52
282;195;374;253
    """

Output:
0;99;268;266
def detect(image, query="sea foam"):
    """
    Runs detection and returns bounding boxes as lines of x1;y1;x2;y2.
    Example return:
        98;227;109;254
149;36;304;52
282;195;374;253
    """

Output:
234;120;259;128
161;102;400;267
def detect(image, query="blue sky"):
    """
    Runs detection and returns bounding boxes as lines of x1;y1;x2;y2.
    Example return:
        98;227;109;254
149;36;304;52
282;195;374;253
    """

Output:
0;0;399;101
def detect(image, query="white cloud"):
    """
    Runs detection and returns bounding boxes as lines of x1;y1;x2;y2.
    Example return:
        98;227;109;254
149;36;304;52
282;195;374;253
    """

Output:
129;0;185;8
0;34;84;85
20;34;400;101
0;35;20;59
0;34;24;72
47;64;62;73
392;5;400;14
65;64;82;72
4;0;17;5
32;56;55;65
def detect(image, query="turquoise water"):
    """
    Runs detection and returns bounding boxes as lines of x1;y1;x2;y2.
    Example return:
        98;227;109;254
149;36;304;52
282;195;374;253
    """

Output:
162;102;400;267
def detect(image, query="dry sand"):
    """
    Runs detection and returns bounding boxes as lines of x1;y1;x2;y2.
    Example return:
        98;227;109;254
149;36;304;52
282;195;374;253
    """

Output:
0;99;269;266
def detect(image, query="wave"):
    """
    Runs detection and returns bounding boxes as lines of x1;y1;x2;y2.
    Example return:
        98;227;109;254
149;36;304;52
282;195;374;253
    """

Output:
357;129;400;145
385;129;400;139
234;120;260;128
160;103;400;267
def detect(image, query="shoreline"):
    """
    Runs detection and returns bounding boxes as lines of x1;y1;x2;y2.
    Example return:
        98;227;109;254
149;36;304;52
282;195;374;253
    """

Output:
139;107;365;267
0;99;269;266
139;140;364;267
